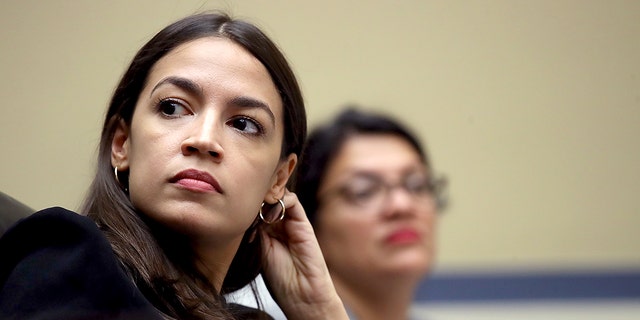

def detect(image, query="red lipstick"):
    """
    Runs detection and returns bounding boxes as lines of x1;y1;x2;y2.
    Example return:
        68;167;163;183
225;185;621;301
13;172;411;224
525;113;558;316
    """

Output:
170;169;222;193
386;228;420;245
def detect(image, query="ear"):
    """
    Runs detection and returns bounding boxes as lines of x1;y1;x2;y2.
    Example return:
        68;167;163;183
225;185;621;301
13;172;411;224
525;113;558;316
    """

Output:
111;119;131;170
265;153;297;203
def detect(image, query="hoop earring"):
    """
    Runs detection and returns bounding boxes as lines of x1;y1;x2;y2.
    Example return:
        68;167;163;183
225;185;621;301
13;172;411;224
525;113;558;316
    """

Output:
114;166;128;192
259;198;286;224
114;166;120;184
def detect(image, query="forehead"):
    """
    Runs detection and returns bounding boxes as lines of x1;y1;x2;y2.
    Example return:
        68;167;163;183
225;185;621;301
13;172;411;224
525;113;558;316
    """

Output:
151;36;268;79
328;134;424;177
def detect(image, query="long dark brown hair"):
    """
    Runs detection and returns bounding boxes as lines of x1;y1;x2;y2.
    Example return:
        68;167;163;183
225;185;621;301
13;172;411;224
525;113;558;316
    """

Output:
80;12;306;319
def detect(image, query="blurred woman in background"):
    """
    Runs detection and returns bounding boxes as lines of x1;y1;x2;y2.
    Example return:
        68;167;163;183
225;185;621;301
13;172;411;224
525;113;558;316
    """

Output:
295;107;447;320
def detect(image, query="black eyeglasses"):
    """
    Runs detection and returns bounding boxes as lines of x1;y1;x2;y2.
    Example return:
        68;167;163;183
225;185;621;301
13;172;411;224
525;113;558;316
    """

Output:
321;172;447;212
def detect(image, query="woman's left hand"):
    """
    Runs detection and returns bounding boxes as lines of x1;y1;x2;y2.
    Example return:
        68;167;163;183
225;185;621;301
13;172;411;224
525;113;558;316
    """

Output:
259;189;348;320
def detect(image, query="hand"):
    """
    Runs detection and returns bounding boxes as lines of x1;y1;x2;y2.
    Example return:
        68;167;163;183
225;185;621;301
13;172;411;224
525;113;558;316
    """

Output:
259;190;348;320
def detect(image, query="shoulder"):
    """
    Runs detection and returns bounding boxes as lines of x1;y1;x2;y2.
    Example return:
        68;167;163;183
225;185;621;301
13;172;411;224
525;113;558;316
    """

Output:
0;207;110;271
0;207;162;319
3;206;99;238
0;207;104;270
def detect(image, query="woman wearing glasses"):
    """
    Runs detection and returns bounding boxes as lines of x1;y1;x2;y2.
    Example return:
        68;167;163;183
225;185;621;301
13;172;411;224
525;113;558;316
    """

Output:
295;107;447;320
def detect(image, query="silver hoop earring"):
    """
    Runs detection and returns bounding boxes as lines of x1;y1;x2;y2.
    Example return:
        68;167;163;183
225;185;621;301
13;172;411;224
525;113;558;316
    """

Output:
114;166;128;192
114;166;120;184
259;198;286;224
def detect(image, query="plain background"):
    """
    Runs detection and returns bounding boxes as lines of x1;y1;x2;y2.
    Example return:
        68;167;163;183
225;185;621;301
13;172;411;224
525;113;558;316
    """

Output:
1;0;638;274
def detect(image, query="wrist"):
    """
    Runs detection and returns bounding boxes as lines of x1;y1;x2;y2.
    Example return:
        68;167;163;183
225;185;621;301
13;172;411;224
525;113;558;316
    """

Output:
283;293;348;320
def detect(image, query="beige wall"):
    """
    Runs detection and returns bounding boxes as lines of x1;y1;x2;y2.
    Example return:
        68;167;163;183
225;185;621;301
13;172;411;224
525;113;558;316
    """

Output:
1;0;639;271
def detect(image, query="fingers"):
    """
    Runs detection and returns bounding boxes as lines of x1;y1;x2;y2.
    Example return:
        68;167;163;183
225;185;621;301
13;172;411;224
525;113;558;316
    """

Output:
260;189;316;246
262;190;309;225
280;190;306;221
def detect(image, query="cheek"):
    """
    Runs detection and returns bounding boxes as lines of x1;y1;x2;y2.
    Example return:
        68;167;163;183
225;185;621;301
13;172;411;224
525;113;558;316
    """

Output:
316;212;374;253
227;143;282;187
422;210;438;233
126;133;175;193
129;127;179;166
419;212;438;252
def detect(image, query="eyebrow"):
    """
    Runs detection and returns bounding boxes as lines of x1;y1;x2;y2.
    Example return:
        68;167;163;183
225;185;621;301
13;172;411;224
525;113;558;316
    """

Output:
149;76;276;127
150;76;204;100
343;171;383;183
346;167;428;181
229;96;276;127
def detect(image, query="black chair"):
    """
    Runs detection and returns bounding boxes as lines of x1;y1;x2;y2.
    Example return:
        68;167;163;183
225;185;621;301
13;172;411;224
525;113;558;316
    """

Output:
0;192;35;236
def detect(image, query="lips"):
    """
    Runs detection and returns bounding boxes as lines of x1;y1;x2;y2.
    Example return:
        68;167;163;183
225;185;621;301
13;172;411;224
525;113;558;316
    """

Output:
385;228;421;245
170;169;223;193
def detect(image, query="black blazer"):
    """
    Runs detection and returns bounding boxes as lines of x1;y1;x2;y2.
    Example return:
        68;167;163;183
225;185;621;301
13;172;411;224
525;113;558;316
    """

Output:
0;207;274;320
0;207;162;319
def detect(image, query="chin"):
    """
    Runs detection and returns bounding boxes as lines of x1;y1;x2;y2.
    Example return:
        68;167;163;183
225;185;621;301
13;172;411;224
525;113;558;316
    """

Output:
383;255;432;276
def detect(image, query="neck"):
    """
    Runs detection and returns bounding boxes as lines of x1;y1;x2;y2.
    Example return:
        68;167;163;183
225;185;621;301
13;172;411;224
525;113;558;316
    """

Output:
333;271;421;320
145;215;239;293
191;235;244;293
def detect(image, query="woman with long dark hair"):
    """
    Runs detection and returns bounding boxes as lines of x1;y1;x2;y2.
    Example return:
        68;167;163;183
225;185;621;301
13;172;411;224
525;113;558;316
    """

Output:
0;12;347;320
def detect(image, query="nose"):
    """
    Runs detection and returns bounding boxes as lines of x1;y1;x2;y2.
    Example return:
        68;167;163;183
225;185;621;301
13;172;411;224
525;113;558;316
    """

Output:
380;187;415;219
180;111;224;161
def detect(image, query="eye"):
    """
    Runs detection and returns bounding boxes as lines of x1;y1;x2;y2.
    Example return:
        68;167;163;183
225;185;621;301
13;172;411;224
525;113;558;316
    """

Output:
340;179;382;204
404;174;433;195
157;99;190;118
228;116;263;135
